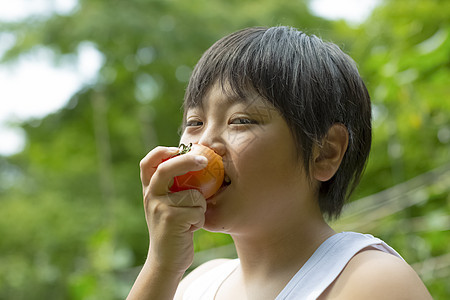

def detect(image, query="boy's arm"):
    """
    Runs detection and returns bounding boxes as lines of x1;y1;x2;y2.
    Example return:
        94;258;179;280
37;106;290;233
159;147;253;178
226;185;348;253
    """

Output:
127;146;209;299
127;258;184;300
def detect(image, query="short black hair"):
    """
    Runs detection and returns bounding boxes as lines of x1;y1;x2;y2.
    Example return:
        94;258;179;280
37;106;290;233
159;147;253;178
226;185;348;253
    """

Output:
183;26;372;220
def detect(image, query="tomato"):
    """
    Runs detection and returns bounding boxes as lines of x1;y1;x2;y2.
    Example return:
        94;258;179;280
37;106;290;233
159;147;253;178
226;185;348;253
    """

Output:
169;143;224;199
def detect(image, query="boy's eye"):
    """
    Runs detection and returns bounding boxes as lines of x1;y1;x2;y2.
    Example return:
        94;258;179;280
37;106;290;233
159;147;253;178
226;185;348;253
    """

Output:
185;120;203;127
230;118;257;125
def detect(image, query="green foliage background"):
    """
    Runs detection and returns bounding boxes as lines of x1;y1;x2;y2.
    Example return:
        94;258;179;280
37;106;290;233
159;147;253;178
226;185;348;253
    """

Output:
0;0;448;298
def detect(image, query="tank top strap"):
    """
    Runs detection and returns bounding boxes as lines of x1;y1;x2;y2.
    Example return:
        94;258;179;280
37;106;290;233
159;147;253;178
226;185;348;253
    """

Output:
275;231;403;300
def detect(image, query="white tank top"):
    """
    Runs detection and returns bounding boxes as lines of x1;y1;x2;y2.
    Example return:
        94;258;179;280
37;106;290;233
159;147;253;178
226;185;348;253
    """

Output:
183;232;403;300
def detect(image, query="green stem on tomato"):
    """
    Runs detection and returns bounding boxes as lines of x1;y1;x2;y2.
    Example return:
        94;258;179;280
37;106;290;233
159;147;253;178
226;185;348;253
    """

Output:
171;143;192;158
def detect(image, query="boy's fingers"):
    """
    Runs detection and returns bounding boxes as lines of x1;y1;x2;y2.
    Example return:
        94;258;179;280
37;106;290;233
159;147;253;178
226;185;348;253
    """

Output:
144;190;206;232
165;189;207;212
149;154;208;196
140;146;179;185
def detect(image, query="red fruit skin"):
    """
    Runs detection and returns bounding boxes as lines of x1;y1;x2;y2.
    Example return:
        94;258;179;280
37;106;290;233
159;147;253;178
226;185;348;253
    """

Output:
169;144;224;199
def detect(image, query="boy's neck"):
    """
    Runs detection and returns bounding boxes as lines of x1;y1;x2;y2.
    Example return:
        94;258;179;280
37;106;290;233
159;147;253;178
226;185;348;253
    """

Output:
231;214;335;282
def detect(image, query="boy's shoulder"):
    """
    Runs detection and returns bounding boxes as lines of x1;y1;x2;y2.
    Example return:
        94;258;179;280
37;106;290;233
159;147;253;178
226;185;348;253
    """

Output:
319;249;432;299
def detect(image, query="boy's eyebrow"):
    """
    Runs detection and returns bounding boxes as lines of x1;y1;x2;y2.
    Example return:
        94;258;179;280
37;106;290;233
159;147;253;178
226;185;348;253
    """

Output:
187;93;247;113
185;106;203;116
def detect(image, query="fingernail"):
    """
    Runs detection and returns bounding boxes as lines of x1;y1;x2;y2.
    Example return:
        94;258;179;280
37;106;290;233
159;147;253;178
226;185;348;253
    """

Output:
195;156;208;166
168;147;180;153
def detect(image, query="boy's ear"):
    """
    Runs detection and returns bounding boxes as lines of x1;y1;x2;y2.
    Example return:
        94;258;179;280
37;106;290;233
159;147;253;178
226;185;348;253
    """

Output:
312;124;349;182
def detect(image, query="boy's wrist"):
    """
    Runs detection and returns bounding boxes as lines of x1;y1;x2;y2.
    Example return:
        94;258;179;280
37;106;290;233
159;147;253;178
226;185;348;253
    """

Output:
127;258;185;300
145;256;187;279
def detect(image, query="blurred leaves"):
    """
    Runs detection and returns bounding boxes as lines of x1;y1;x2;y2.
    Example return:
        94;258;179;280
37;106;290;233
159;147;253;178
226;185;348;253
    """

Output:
0;0;449;299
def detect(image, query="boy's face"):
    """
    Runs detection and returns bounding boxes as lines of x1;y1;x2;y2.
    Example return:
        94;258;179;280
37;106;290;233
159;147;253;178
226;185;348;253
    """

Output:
180;83;318;235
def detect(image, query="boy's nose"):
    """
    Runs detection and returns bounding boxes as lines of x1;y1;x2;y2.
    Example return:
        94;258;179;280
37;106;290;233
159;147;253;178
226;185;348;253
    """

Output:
198;132;226;157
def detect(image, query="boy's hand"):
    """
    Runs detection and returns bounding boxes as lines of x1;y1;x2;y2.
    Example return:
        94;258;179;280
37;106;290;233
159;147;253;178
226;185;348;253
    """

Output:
139;146;208;274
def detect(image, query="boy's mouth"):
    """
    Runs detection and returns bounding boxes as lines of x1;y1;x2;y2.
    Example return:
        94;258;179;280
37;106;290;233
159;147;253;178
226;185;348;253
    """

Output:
223;174;231;186
207;174;231;201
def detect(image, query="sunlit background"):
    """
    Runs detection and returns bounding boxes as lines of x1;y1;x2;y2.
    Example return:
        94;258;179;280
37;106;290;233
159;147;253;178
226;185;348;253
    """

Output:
0;0;448;299
0;0;379;156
